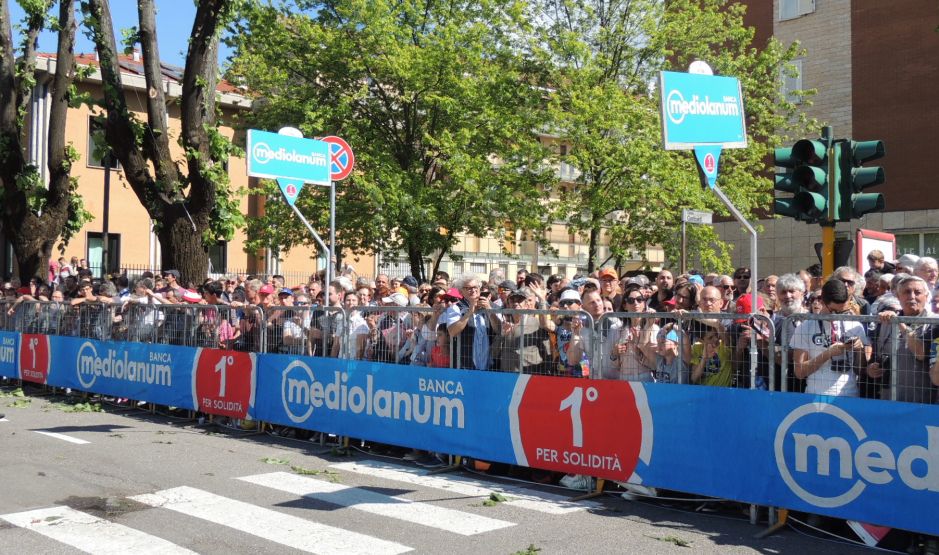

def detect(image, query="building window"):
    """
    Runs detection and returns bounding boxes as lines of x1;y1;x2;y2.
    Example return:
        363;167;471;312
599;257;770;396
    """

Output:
779;0;814;21
538;265;552;275
896;232;939;257
470;262;487;276
208;242;228;274
782;59;803;104
86;232;120;277
87;117;120;170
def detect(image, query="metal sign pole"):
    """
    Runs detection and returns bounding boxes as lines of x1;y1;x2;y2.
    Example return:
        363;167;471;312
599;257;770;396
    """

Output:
328;181;336;286
709;184;759;388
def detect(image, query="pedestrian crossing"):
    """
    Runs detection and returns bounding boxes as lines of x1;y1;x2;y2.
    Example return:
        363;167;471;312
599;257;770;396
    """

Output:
1;463;597;554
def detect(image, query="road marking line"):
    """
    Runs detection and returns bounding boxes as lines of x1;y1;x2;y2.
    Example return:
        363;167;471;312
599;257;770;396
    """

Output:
0;505;196;554
331;460;598;515
130;486;411;555
239;471;515;536
33;431;90;444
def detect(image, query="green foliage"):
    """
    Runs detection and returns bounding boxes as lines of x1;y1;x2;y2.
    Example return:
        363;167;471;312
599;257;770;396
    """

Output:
120;26;140;54
538;0;816;272
227;0;554;277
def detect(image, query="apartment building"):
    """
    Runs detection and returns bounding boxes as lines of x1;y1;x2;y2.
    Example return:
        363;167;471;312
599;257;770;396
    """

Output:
712;0;939;274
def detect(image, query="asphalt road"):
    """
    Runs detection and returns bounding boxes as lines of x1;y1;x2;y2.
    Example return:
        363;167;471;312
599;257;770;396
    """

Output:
0;387;874;554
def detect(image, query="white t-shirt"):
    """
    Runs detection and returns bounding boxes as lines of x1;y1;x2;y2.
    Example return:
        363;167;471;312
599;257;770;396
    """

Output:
790;318;869;397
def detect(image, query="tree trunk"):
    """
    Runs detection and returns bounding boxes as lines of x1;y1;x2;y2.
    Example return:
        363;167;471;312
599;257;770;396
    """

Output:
157;206;209;287
406;241;425;281
587;224;600;273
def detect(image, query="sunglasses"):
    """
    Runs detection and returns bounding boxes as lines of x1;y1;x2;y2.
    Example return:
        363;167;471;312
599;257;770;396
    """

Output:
840;279;856;287
559;300;579;307
734;274;750;280
720;285;734;290
624;296;644;304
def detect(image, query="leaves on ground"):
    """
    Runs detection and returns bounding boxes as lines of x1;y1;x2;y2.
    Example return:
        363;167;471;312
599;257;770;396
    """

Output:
511;545;541;555
0;388;26;398
261;457;291;465
291;466;341;482
6;398;31;408
483;492;510;506
57;402;103;413
648;535;692;548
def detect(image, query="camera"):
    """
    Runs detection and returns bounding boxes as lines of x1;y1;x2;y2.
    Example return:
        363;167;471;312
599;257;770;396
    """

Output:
830;359;852;373
878;354;891;371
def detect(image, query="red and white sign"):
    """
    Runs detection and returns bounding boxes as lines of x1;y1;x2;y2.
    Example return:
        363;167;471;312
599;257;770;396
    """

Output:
703;152;716;175
192;348;256;419
509;376;653;482
321;135;355;181
19;334;50;384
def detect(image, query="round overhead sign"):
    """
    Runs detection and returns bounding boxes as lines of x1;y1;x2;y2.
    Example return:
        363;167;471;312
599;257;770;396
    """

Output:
320;136;355;181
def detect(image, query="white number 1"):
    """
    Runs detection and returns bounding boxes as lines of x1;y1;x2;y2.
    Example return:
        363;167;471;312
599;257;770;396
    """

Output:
214;356;228;397
559;387;584;448
29;338;38;369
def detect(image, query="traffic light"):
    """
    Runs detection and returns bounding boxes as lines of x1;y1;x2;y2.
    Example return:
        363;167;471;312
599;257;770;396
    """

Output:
773;138;834;223
837;139;885;221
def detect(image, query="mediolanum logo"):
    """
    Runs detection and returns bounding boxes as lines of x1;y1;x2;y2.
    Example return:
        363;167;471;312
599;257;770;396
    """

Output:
665;89;741;126
774;403;939;508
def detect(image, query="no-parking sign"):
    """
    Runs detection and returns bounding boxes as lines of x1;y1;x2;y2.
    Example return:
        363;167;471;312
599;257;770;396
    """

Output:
320;136;355;181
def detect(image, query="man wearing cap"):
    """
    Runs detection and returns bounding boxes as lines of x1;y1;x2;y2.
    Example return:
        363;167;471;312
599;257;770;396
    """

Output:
446;275;499;370
597;267;619;310
159;269;183;297
494;286;552;373
896;253;919;275
401;276;421;305
792;279;870;397
495;280;517;309
364;290;411;362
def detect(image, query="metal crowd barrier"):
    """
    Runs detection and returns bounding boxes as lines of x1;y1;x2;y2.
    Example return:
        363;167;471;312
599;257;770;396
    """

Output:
4;300;791;389
779;312;939;404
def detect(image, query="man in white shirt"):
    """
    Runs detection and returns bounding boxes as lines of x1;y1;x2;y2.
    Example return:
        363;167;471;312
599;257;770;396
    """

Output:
791;279;871;397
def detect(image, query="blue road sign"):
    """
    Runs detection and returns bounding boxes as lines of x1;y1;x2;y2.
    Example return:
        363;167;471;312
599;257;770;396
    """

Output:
693;145;722;189
659;71;747;150
277;178;304;206
247;130;331;185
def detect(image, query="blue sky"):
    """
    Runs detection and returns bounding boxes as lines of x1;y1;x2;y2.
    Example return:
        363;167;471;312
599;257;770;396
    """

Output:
7;1;232;68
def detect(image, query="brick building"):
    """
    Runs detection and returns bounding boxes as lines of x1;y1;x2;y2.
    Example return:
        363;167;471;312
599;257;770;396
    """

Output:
713;0;939;274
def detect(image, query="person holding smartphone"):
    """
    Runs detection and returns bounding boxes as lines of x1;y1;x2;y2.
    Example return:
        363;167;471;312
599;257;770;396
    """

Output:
791;279;870;397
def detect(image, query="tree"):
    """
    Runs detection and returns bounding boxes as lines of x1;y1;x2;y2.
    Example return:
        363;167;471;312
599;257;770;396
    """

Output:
80;0;243;284
0;0;92;282
541;0;813;272
226;0;554;280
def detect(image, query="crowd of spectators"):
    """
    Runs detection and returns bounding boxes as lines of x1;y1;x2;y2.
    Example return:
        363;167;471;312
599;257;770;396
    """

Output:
2;249;939;403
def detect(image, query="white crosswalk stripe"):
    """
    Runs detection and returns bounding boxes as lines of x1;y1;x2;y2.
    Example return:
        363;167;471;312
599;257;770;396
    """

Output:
239;471;515;536
129;486;411;555
0;505;196;554
330;460;599;515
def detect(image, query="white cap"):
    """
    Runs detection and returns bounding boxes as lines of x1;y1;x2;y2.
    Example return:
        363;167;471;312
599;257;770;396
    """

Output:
559;289;581;303
381;292;408;307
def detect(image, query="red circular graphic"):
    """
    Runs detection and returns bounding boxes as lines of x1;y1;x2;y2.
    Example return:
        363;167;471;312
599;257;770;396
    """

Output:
19;334;50;384
320;135;355;181
286;184;297;196
193;349;255;419
704;153;716;174
514;376;644;481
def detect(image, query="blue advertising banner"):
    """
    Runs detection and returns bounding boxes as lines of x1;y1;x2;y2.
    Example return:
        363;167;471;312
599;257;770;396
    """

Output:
254;354;520;464
247;129;331;185
640;385;939;536
0;331;17;378
4;330;937;535
659;71;747;150
48;336;196;409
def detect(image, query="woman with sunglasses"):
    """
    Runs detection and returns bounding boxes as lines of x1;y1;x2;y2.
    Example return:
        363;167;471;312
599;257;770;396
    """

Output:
613;284;658;382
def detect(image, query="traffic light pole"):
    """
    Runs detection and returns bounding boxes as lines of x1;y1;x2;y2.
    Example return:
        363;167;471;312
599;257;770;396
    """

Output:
821;126;835;276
